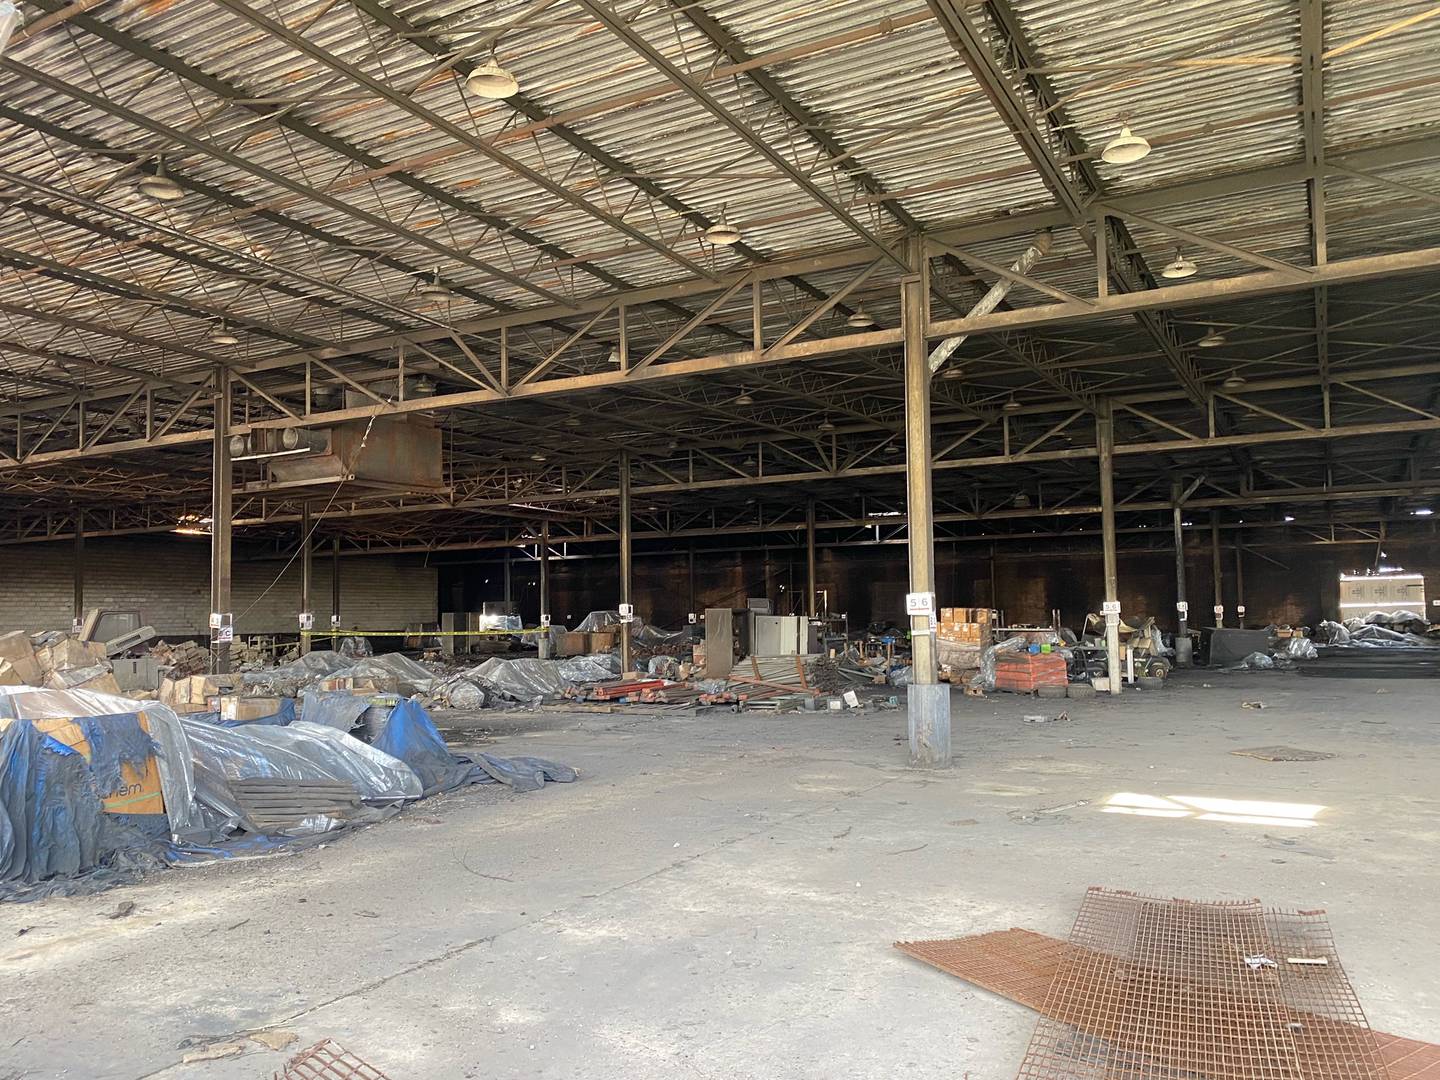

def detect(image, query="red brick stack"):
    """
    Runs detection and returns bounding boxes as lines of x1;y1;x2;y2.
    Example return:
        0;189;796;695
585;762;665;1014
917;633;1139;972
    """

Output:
993;651;1068;693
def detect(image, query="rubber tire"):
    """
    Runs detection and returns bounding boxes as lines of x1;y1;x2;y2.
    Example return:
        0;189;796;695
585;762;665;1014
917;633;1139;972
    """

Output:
1066;684;1096;699
1138;675;1165;691
1036;684;1068;700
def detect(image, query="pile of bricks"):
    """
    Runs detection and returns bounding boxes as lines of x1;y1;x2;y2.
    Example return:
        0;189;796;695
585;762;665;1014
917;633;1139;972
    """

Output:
993;651;1068;693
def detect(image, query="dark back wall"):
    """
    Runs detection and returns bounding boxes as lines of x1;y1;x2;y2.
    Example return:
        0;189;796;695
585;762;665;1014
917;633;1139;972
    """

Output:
439;537;1438;633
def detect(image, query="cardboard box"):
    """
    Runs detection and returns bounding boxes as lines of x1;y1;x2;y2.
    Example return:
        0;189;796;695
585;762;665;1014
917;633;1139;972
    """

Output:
0;660;23;687
0;631;41;687
588;630;618;652
211;695;284;722
0;712;166;816
46;663;122;696
319;675;398;694
557;631;589;656
37;637;107;676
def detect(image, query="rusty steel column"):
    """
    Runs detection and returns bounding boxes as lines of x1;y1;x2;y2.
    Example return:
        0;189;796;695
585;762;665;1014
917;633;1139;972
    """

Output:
299;502;313;655
72;510;85;635
331;536;341;642
210;372;233;674
537;521;552;659
1211;512;1225;627
619;450;634;674
1234;535;1246;627
805;498;818;619
1097;400;1122;696
903;234;950;767
1171;479;1191;666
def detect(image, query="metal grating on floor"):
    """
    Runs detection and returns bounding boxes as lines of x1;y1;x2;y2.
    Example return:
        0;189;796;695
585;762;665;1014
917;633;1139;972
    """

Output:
897;927;1436;1080
276;1039;392;1080
1014;888;1390;1080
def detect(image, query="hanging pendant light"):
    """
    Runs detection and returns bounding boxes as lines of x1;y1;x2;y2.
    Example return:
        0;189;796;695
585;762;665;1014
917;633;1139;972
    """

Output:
467;58;519;99
1197;328;1227;348
416;270;449;303
137;161;184;203
1002;397;1023;413
1221;374;1247;390
818;417;836;432
606;347;622;365
846;307;876;329
1161;248;1198;279
733;389;754;406
704;205;741;246
1101;123;1151;165
210;321;239;346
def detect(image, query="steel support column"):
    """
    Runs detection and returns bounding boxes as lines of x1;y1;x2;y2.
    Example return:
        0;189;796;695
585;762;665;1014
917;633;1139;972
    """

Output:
299;502;312;655
1171;480;1190;665
72;512;84;633
331;536;341;636
538;521;552;659
619;450;634;674
903;236;950;767
1211;513;1225;627
1234;536;1246;627
1097;400;1122;695
805;498;818;619
210;373;233;674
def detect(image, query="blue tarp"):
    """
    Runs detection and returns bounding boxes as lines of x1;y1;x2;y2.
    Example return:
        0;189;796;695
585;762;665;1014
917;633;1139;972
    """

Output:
373;699;577;796
0;719;160;901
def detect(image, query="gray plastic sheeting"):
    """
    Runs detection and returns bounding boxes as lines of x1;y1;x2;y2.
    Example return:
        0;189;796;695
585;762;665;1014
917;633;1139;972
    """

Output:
466;654;619;701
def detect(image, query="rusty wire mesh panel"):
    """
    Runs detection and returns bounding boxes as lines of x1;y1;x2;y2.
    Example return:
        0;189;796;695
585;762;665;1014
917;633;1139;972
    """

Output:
1014;888;1390;1080
895;928;1064;1010
276;1038;392;1080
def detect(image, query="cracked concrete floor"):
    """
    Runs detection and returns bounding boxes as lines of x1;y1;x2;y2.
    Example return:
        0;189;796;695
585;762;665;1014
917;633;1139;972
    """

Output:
1;670;1437;1079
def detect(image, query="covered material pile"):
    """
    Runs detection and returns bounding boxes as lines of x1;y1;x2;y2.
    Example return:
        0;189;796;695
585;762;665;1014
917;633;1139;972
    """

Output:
1;630;121;695
0;682;576;902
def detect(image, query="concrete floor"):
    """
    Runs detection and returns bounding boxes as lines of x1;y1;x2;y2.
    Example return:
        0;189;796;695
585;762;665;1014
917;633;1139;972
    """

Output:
1;670;1437;1079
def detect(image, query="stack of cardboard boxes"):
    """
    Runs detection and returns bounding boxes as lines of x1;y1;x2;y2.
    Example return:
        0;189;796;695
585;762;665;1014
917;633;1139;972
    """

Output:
936;608;992;682
0;630;122;694
993;651;1068;693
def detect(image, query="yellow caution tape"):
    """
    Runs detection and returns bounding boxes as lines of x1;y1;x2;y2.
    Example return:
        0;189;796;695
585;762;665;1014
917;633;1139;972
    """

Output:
300;628;546;637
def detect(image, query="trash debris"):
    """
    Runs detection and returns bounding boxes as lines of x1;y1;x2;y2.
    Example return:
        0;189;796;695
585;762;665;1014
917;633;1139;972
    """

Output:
1236;652;1276;670
1023;712;1069;724
181;1042;245;1063
1232;745;1335;762
249;1030;299;1051
1240;700;1267;709
103;900;136;919
1287;956;1330;966
1244;954;1278;970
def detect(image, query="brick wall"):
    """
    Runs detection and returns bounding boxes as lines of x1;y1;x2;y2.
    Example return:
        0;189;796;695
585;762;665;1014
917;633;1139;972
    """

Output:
0;536;437;637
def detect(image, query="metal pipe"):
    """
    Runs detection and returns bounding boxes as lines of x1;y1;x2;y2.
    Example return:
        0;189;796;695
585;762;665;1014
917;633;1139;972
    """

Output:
903;236;949;767
210;372;233;674
619;450;633;674
1211;512;1224;627
1097;400;1122;696
928;232;1051;375
299;501;312;655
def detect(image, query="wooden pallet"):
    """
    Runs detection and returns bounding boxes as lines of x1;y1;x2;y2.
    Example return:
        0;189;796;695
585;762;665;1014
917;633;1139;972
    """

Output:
232;778;362;832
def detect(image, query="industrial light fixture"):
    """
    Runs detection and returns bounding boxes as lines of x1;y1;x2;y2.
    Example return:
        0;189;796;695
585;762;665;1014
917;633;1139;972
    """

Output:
562;415;582;427
941;367;964;380
1197;328;1227;348
733;389;754;405
411;374;437;396
1284;515;1296;522
704;206;741;246
1002;398;1023;413
137;161;184;203
1414;508;1435;517
1221;374;1247;390
210;322;239;346
606;347;622;365
885;443;901;454
1101;123;1151;165
818;417;836;432
1161;249;1198;279
530;451;547;462
416;270;449;303
846;307;876;329
466;58;519;99
666;439;679;450
1013;491;1032;509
